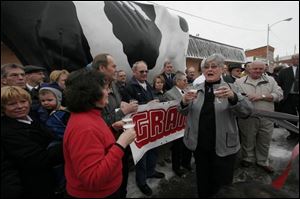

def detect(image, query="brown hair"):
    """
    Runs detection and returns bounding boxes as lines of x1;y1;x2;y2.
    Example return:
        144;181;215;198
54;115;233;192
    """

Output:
92;53;110;71
152;74;165;89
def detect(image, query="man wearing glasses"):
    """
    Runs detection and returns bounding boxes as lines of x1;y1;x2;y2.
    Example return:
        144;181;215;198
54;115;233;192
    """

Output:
124;61;155;104
124;60;165;196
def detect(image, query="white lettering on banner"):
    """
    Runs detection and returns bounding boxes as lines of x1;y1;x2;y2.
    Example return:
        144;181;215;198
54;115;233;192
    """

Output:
126;100;186;164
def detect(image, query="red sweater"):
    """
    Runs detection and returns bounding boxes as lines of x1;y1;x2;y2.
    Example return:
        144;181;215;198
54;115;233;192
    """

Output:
63;109;124;198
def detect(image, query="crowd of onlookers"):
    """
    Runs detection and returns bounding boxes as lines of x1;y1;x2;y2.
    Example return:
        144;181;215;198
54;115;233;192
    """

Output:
1;53;298;198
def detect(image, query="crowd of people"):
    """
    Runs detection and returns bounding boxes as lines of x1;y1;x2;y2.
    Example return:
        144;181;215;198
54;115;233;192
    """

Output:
1;53;298;198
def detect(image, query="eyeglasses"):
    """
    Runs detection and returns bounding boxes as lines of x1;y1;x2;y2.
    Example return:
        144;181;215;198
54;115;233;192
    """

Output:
203;65;219;70
139;70;148;74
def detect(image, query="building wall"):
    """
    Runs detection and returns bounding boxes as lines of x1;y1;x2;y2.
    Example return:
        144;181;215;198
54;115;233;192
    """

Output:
245;46;274;62
246;47;267;58
1;42;22;65
275;58;293;66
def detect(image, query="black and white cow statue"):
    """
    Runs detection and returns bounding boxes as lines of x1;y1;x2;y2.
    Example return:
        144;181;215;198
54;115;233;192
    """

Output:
1;1;189;80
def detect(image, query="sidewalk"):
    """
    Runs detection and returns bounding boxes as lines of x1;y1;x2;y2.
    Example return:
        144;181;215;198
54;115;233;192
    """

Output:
127;127;299;198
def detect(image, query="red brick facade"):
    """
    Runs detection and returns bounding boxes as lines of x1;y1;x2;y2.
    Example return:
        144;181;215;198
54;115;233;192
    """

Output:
1;42;22;65
245;45;274;62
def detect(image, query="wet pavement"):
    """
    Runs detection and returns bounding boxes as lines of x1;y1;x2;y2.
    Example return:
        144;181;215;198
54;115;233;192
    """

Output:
127;127;299;198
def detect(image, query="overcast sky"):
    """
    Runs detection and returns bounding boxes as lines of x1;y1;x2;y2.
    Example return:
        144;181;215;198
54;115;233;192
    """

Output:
146;1;299;58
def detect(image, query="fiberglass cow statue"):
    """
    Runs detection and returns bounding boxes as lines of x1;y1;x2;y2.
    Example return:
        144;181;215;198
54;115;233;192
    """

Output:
1;1;189;81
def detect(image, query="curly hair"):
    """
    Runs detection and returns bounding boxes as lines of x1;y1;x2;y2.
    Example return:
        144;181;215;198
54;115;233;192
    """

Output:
64;69;106;112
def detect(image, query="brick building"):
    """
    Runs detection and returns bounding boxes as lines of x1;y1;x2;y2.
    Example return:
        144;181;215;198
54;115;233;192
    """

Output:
245;45;275;63
1;42;22;65
274;55;294;66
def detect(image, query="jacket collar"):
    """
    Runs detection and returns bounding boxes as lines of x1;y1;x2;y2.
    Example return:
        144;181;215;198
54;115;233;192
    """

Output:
130;77;150;87
243;74;269;86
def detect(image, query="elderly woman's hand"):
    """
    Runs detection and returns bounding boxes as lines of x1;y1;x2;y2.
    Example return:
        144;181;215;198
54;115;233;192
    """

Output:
182;92;197;105
214;86;235;100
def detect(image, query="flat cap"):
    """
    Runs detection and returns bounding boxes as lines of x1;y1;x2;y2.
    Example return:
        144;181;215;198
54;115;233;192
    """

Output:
24;65;46;74
229;63;243;72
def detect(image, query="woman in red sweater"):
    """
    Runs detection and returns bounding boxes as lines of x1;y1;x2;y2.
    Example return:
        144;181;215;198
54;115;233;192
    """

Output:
63;69;136;198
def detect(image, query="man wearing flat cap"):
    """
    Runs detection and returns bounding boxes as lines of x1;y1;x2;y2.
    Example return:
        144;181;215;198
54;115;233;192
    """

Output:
24;65;46;89
24;65;45;74
223;63;243;83
24;65;47;119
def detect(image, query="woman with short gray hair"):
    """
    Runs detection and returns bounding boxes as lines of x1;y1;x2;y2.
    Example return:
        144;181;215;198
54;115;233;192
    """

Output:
178;53;253;197
201;53;225;71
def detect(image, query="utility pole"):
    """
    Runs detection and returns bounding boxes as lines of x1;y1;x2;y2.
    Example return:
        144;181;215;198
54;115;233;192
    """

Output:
266;18;293;65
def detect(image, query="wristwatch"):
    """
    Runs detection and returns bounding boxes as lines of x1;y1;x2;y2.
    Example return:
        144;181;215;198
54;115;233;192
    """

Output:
261;94;266;100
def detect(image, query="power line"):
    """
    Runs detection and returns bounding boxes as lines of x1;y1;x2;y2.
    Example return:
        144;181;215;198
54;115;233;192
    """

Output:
269;30;298;51
146;1;265;32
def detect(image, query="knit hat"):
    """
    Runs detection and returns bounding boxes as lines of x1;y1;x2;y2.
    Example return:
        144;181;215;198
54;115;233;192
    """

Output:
39;83;62;109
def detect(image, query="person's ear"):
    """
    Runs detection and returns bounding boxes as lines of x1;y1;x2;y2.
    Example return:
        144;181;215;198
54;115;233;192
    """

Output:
1;78;7;85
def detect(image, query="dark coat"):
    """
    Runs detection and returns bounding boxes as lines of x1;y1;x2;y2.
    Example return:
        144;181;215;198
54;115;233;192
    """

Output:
222;75;236;83
1;147;23;198
161;72;175;91
25;86;41;121
1;116;64;198
153;90;167;102
123;77;155;104
277;66;296;100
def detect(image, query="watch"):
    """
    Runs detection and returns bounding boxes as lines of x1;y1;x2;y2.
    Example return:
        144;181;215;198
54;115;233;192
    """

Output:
261;94;266;99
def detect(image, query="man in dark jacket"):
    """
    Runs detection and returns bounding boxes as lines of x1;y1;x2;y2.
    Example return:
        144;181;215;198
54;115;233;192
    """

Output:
124;60;165;196
161;60;175;91
277;54;299;140
24;65;47;120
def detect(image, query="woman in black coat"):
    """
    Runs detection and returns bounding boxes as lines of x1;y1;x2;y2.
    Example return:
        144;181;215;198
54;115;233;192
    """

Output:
1;146;23;198
1;86;64;198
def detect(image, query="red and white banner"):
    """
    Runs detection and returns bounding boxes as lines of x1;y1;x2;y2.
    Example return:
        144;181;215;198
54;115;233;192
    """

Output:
125;100;186;164
126;102;299;164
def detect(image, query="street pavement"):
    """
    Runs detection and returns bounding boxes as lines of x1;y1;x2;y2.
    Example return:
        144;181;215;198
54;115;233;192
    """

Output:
127;127;299;198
